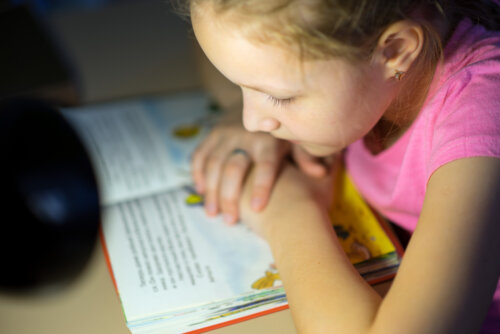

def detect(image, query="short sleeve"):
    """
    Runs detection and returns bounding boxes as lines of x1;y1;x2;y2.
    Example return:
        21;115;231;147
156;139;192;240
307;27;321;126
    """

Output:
428;64;500;179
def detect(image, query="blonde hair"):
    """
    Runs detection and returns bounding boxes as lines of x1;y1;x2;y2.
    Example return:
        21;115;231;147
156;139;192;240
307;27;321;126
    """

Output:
178;0;500;59
180;0;443;60
175;0;500;145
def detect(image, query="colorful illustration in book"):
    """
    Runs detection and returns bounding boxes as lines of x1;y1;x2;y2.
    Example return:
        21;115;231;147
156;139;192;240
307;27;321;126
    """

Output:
172;101;223;139
252;265;281;290
334;224;372;263
330;165;396;264
183;186;204;206
173;124;201;138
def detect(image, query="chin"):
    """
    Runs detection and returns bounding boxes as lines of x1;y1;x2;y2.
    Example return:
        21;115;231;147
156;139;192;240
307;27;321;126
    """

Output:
300;144;338;157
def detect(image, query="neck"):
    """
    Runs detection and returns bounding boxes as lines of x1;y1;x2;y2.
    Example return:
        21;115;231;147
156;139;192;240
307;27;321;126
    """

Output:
364;70;433;154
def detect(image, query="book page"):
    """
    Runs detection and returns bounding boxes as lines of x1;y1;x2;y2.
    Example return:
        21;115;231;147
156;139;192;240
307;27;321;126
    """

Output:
62;92;215;205
102;186;280;323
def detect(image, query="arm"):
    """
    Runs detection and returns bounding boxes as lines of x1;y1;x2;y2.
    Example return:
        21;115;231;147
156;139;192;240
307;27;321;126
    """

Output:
241;157;500;334
373;157;500;334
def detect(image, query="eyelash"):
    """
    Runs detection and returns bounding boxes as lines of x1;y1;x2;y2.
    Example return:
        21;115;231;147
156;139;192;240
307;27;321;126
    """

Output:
267;95;294;107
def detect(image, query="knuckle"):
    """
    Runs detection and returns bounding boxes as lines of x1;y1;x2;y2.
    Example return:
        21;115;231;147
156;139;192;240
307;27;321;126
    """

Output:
204;190;218;203
204;173;220;189
206;156;223;170
257;160;277;173
220;194;236;205
224;161;247;178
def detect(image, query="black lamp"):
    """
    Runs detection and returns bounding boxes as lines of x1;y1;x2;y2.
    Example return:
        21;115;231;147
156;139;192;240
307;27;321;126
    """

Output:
0;98;100;292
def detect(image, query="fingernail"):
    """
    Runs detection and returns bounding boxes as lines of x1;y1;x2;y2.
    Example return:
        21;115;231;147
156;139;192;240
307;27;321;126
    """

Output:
224;214;235;225
206;202;217;215
251;197;264;211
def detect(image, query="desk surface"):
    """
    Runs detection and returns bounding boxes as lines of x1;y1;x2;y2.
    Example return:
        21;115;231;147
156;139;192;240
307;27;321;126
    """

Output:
0;240;391;334
0;1;391;333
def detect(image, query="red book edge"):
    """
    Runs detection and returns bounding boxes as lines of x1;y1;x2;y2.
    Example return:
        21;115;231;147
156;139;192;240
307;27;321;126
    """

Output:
99;226;289;333
372;209;406;259
99;209;404;334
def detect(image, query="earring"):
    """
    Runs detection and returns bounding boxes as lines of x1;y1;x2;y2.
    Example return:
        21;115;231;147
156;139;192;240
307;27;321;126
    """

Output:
394;70;405;81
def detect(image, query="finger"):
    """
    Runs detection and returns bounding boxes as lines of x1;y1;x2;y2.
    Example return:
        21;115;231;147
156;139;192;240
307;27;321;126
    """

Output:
292;144;327;177
220;152;252;225
250;146;284;212
191;132;220;194
191;148;208;194
203;151;230;217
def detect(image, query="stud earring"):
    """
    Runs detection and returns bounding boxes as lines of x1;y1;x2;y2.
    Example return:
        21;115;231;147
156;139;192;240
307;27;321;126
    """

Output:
394;70;406;81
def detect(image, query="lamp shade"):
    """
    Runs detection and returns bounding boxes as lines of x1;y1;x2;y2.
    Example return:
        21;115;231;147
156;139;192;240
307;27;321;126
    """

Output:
0;98;100;292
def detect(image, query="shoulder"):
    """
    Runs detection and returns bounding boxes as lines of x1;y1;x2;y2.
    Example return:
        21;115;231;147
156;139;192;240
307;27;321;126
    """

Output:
421;21;500;174
442;18;500;73
438;19;500;103
436;18;500;107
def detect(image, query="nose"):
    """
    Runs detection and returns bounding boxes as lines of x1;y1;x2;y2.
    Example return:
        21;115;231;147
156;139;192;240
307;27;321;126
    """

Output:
242;92;280;133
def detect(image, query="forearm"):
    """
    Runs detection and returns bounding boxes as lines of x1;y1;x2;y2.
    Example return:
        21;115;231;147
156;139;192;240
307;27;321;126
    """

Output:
265;203;382;333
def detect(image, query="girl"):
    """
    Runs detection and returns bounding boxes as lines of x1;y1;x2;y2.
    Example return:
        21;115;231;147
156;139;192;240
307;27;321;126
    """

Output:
184;0;500;332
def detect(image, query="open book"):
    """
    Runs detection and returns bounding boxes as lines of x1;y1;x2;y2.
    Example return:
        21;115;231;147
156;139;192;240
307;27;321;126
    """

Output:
62;91;402;334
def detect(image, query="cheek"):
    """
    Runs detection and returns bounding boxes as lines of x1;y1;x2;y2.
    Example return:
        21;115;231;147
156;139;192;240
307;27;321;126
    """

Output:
330;85;381;131
288;111;338;143
310;103;370;145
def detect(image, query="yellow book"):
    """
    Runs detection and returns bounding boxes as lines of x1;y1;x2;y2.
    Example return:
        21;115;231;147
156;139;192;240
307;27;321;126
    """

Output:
330;164;402;283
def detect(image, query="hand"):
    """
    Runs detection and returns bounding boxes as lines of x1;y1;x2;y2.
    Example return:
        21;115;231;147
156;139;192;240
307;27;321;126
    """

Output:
191;120;336;225
191;121;290;224
239;162;335;240
290;144;335;178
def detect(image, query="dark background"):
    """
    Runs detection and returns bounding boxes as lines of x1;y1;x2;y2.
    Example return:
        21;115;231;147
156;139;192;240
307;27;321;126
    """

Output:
0;0;200;105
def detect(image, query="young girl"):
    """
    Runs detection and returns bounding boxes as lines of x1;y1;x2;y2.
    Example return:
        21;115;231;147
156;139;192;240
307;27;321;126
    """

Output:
184;0;500;332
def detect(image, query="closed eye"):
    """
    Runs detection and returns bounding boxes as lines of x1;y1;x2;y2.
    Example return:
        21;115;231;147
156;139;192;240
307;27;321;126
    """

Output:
267;95;294;108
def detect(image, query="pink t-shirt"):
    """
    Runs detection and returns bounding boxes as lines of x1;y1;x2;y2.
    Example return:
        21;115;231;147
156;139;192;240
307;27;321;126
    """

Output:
345;19;500;332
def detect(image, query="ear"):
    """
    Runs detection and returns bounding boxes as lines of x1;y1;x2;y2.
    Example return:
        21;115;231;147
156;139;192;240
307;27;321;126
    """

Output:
372;20;424;80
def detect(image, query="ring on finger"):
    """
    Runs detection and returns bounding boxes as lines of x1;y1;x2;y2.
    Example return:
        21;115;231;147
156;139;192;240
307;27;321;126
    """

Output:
230;148;250;158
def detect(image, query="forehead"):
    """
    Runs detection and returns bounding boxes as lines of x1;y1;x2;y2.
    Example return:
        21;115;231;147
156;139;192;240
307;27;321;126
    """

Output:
192;7;306;87
191;5;354;94
191;0;351;62
191;1;363;95
191;0;306;57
